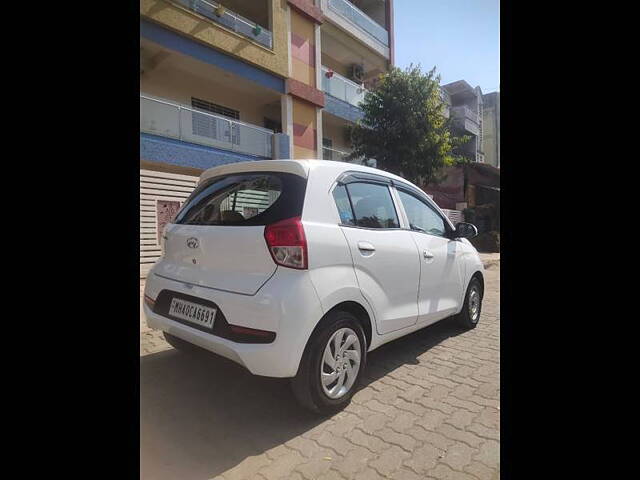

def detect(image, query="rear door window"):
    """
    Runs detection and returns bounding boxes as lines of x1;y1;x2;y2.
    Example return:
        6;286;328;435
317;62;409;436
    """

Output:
174;172;306;226
342;182;400;229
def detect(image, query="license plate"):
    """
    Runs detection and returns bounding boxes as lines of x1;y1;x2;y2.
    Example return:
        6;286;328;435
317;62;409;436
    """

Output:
169;298;217;329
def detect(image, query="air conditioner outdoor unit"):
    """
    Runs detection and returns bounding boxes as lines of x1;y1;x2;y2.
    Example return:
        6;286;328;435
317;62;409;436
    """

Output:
351;64;365;83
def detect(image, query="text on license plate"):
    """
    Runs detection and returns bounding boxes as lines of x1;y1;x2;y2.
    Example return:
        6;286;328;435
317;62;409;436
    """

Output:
169;298;217;328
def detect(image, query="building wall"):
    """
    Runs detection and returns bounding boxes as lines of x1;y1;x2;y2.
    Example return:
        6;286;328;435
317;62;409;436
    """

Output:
288;5;323;159
322;118;351;152
482;92;500;168
140;0;289;79
290;9;317;86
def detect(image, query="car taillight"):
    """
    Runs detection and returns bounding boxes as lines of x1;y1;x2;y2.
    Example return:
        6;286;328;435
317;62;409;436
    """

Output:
264;216;308;270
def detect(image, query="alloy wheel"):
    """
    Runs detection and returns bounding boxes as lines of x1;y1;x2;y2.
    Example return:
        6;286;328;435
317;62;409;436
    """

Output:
469;286;481;323
320;327;361;399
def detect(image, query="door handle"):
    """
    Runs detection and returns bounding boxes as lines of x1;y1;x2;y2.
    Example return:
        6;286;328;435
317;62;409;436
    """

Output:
423;250;434;259
357;241;376;252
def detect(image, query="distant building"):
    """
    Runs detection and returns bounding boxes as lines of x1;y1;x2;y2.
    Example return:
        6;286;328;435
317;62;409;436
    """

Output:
482;91;500;168
441;80;484;163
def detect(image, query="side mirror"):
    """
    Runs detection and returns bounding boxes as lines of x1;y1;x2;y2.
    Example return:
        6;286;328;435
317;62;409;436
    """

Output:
454;222;478;239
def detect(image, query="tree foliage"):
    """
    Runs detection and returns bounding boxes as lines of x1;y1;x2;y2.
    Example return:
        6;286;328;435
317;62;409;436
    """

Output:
349;64;469;185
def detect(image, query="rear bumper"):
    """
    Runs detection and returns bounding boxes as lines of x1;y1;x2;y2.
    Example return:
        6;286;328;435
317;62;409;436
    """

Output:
142;266;324;378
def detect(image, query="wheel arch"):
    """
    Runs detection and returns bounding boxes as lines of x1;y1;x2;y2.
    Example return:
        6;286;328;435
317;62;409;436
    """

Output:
470;269;484;294
308;300;373;351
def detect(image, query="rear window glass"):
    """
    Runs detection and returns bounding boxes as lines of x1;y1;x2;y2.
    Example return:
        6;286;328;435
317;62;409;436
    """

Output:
174;172;306;226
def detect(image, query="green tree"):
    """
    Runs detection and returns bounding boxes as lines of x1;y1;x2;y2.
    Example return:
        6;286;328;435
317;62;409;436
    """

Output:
349;64;469;185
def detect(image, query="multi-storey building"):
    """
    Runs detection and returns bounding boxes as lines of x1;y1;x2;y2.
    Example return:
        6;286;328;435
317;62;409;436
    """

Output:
441;80;485;163
482;91;500;168
139;0;394;275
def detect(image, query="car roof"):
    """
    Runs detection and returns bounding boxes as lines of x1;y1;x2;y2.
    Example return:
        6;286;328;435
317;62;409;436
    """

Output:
198;159;416;188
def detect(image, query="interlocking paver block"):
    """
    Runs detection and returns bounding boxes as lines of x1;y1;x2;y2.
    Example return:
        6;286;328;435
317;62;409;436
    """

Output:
473;439;500;469
369;445;411;477
402;442;442;474
475;407;500;429
295;450;337;480
441;442;476;471
345;428;390;454
331;446;376;477
429;464;478;480
437;424;485;448
376;427;417;452
445;409;476;430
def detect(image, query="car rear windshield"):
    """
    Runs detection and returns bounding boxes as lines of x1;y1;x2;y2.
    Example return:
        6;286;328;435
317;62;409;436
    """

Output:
174;172;307;226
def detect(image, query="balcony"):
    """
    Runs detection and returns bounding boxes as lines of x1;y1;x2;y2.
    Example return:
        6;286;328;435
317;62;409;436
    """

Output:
451;105;479;123
172;0;273;49
322;67;367;108
325;0;389;51
451;106;479;136
322;146;377;168
140;94;273;158
322;146;351;162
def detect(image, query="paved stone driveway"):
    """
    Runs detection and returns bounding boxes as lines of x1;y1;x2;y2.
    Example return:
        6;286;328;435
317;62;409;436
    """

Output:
140;258;499;480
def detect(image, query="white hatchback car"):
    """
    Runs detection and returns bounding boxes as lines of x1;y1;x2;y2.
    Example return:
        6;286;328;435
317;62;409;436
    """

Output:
143;160;484;413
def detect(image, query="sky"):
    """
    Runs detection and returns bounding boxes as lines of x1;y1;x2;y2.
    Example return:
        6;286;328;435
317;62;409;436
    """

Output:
393;0;500;93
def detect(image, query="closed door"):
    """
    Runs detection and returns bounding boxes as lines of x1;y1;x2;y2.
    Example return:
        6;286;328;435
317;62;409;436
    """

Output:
333;182;420;335
396;189;464;325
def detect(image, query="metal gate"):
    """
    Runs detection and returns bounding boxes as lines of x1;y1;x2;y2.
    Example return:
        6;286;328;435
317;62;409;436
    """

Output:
140;169;199;278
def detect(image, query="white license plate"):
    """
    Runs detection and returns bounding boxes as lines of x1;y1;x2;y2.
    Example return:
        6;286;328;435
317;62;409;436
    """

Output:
169;298;217;329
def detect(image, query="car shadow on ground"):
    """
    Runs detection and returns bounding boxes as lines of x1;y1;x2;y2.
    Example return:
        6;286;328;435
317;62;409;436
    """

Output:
140;316;468;480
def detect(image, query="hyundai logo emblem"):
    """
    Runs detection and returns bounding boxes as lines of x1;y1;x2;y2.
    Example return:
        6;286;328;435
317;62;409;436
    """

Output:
186;237;199;249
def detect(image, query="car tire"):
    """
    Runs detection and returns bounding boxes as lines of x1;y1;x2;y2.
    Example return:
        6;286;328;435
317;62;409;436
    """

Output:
457;277;483;329
291;310;367;415
163;332;197;352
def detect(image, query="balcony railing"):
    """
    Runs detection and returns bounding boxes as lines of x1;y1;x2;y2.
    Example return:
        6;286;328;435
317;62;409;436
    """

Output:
328;0;389;47
140;94;273;158
173;0;273;49
322;67;367;108
451;105;479;124
323;146;351;162
322;146;377;167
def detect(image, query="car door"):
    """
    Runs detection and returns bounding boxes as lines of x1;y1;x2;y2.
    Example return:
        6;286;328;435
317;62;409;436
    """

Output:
333;180;420;335
395;188;465;325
